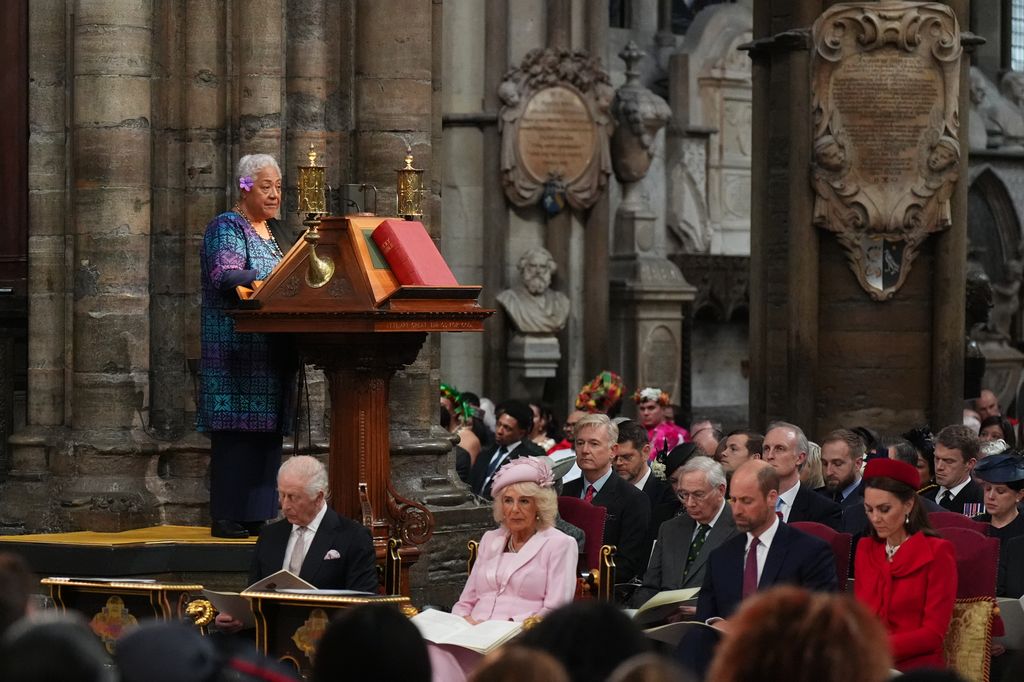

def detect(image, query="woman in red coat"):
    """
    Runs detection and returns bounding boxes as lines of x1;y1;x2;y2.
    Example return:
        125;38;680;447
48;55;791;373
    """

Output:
854;458;957;671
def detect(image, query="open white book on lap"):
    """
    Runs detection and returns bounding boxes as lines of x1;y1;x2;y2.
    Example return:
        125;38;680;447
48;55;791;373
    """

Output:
411;609;522;655
202;570;315;629
632;587;700;628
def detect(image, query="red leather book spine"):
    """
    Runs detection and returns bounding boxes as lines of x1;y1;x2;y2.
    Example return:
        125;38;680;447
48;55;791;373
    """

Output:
372;219;458;286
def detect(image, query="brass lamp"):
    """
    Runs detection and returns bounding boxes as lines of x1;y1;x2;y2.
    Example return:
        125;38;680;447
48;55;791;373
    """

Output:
395;147;424;220
296;144;334;288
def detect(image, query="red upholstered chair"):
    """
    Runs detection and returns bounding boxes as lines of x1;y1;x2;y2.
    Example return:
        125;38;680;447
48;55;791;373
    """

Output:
935;527;1000;599
929;511;990;534
790;521;853;592
557;496;616;600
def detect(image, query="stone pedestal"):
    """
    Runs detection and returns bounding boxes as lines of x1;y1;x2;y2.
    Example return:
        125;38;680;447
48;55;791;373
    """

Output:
506;333;561;401
610;205;696;405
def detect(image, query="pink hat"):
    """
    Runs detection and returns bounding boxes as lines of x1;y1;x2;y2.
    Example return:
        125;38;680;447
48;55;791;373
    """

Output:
491;456;555;496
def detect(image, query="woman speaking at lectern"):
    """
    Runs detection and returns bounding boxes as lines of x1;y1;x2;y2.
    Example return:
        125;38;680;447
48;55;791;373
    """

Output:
198;154;297;539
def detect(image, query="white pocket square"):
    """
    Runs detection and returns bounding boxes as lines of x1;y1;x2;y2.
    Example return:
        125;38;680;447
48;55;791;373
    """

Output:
323;549;341;561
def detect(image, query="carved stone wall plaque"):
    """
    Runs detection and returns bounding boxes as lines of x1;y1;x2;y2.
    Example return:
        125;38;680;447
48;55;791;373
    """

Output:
811;2;961;300
499;48;613;212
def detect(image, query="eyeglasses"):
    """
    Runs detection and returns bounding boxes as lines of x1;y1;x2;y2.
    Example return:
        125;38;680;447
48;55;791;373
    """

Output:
678;490;711;502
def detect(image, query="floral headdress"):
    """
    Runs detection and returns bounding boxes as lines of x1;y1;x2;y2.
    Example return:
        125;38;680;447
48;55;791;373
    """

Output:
575;371;626;413
633;387;670;406
440;383;475;422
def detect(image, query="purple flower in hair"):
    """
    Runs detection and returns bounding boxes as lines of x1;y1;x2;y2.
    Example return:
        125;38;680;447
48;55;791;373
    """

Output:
239;175;254;192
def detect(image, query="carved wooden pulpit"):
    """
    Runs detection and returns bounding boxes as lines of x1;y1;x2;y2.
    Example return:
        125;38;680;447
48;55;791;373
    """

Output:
232;216;491;594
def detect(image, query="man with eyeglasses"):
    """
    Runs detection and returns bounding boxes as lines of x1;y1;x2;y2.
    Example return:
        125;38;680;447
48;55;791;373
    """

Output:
614;420;680;547
631;454;737;612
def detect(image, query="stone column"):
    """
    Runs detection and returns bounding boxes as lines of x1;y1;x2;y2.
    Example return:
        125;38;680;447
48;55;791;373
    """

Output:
353;0;484;608
608;42;695;406
235;0;284;160
61;0;158;530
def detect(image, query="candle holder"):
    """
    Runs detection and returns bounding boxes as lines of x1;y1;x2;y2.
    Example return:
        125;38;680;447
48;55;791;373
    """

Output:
296;144;334;288
395;147;424;220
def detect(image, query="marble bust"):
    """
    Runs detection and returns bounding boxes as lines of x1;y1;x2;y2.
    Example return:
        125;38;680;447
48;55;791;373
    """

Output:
496;247;571;334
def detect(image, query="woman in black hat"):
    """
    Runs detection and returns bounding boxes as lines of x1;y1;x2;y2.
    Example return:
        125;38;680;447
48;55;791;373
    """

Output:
972;453;1024;597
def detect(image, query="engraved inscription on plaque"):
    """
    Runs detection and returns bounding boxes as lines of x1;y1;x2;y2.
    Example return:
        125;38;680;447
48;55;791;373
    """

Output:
518;86;596;185
499;47;613;211
811;1;961;301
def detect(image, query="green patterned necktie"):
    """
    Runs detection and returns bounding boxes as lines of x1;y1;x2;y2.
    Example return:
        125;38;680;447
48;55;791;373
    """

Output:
683;524;712;580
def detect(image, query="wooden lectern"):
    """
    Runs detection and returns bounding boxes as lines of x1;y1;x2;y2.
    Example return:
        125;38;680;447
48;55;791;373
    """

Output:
231;216;490;595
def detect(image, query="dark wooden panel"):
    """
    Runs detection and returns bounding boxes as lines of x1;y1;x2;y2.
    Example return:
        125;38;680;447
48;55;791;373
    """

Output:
0;0;27;292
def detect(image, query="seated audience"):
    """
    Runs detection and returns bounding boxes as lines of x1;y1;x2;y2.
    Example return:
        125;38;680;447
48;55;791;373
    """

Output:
817;429;865;508
614;420;680;546
763;422;842;529
971;453;1024;595
902;426;938;491
529;402;558;452
468;646;569;682
800;441;825;490
855;458;957;672
518;600;650;682
975;388;1002;420
923;425;983;515
0;552;35;637
561;414;652;584
609;653;693;682
979;415;1016;448
674;460;837;677
470;400;546;500
631;456;737;611
313;604;431;682
0;613;116;682
706;586;892;682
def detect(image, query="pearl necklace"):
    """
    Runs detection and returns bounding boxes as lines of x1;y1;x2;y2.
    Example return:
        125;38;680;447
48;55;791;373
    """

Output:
233;205;282;258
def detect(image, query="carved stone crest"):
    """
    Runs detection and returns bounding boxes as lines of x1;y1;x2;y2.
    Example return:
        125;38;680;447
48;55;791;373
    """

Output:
811;2;962;300
499;48;614;213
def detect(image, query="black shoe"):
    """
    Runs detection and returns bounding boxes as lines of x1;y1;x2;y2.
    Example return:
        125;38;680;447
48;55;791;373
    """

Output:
211;520;249;539
243;520;267;536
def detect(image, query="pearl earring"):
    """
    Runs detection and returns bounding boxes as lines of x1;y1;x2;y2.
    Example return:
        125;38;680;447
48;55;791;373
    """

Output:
905;514;910;525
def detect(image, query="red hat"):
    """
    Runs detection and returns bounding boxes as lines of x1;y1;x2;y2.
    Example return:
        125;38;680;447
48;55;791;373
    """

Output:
863;457;921;489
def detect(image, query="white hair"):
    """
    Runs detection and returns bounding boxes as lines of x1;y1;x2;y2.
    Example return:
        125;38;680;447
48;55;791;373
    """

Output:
679;455;727;489
236;154;281;190
279;455;330;500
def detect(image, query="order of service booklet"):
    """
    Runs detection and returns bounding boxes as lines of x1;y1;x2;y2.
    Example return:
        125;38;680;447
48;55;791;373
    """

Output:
631;587;701;628
202;570;315;629
411;609;522;655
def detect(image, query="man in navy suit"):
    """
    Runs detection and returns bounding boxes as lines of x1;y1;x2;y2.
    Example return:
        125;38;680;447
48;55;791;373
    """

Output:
816;428;865;509
676;460;837;676
561;413;651;585
763;422;842;529
470;400;546;499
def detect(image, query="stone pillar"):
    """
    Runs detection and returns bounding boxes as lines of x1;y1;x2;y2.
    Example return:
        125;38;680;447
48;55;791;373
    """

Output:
235;0;284;160
609;42;695;406
353;0;485;608
748;0;970;435
60;0;158;530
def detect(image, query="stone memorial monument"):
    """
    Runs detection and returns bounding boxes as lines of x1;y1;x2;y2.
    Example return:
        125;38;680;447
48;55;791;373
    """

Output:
810;1;963;300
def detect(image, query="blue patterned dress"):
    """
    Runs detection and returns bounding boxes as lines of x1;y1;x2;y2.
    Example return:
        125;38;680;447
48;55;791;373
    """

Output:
198;211;287;433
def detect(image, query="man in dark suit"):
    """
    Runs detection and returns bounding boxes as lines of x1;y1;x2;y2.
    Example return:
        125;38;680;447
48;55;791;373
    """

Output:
216;456;378;632
764;422;842;530
613;420;680;545
922;424;984;515
816;428;865;509
248;455;379;592
561;413;651;584
676;460;837;676
469;400;546;499
631;455;737;609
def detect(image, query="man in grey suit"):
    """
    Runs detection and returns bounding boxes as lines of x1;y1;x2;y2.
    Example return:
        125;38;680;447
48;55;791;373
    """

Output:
631;456;738;613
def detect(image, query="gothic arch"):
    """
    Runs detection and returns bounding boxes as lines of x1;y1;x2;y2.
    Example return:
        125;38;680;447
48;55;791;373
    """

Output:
968;166;1021;283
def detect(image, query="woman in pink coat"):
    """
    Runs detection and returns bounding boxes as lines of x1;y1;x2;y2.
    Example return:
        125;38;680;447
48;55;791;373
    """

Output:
430;456;578;680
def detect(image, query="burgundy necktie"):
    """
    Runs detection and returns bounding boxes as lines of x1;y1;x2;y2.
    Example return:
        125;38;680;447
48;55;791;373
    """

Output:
583;484;595;503
742;537;760;598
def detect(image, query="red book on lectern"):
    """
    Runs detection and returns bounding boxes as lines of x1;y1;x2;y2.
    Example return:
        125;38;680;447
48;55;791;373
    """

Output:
372;219;458;286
